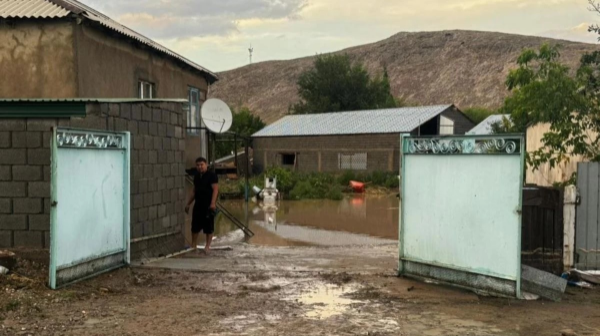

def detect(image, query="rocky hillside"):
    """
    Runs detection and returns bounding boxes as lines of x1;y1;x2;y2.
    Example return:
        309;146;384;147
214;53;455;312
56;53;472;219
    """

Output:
210;30;599;124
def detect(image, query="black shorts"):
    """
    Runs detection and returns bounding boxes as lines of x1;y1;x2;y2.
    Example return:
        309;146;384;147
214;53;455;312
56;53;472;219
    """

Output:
191;205;215;234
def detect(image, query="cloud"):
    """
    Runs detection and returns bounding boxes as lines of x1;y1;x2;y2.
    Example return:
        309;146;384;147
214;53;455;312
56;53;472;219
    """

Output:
539;23;599;43
80;0;308;38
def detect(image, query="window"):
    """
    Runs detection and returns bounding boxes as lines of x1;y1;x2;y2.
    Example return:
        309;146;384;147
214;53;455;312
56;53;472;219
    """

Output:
188;88;207;135
440;115;454;135
281;154;296;166
339;153;367;170
138;80;154;99
188;88;200;135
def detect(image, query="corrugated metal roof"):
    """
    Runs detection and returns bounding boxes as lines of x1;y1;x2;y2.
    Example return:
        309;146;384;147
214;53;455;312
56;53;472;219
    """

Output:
466;114;510;135
0;0;70;18
0;0;217;82
252;105;453;137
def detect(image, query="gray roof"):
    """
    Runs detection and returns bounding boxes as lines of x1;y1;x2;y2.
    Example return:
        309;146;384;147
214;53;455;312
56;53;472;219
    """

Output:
0;0;69;18
466;114;510;135
0;0;217;82
252;105;453;137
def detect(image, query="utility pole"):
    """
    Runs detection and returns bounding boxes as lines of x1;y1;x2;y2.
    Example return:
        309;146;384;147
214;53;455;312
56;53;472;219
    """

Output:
248;44;254;64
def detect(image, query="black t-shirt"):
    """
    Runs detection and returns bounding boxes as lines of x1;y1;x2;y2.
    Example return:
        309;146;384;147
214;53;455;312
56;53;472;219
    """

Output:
194;171;218;207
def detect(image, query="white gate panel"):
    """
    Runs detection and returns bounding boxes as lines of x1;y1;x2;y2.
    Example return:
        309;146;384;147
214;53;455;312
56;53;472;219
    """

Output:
400;135;524;297
50;128;130;289
55;149;125;266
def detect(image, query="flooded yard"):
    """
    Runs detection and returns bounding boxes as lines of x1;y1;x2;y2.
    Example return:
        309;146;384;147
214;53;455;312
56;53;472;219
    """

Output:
4;244;600;336
186;194;400;247
5;193;599;336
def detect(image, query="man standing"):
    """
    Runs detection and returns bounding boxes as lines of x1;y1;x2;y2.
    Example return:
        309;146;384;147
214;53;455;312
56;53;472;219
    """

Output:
185;157;219;254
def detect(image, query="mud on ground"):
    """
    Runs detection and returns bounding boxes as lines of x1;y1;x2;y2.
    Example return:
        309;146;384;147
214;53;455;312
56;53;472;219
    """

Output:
1;245;600;336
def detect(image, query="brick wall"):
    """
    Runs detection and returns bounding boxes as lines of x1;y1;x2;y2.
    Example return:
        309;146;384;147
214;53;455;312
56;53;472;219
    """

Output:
0;101;187;260
253;133;400;173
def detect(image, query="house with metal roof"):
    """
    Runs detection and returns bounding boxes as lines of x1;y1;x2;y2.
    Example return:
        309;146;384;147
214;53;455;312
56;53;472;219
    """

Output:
251;105;474;173
0;0;218;170
0;0;216;134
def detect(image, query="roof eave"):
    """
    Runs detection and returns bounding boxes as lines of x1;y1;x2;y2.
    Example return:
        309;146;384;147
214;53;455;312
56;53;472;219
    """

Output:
77;14;218;81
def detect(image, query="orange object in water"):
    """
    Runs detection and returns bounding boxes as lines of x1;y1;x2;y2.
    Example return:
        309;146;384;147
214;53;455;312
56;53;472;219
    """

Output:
349;180;365;193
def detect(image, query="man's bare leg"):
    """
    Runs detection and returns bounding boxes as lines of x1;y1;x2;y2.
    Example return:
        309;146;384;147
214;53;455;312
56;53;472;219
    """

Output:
204;234;213;254
192;233;199;252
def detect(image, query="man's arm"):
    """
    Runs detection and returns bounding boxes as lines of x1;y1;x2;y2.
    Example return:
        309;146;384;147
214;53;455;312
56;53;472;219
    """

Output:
185;187;195;213
210;183;219;210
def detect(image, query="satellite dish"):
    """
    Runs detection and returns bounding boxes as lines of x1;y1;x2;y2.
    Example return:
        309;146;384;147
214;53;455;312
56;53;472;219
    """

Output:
201;99;232;134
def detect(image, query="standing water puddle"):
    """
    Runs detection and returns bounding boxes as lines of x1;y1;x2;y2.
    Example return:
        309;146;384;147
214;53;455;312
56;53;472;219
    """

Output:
287;283;361;319
186;195;399;247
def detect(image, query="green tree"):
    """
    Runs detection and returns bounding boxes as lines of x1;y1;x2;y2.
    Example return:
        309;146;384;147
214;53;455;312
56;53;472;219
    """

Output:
489;116;513;134
499;44;600;172
230;107;266;138
291;54;397;114
215;107;265;159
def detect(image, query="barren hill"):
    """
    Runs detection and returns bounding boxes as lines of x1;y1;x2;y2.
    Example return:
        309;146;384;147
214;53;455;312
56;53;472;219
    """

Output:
210;30;599;124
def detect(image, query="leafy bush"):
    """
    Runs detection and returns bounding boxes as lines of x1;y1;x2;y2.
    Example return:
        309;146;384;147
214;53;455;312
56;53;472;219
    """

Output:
238;167;398;200
384;175;400;189
289;180;315;200
367;171;388;185
289;177;344;200
337;170;357;186
264;166;297;192
325;184;344;200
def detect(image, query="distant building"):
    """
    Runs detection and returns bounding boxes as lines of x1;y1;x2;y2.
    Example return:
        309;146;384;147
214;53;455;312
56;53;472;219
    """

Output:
252;105;474;173
526;123;588;187
467;114;511;135
0;0;218;165
467;115;584;187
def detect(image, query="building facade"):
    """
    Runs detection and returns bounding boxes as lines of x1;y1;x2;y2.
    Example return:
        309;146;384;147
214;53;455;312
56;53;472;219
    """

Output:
252;105;474;173
0;0;216;169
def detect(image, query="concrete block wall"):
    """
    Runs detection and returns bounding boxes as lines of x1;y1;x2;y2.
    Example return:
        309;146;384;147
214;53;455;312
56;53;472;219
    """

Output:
253;133;400;173
0;102;187;260
0;119;55;248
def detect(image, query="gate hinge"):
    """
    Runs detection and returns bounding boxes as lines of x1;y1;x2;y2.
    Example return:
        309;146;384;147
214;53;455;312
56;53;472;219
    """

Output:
51;201;58;207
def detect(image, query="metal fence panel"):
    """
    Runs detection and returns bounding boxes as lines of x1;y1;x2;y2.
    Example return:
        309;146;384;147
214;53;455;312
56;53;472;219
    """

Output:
576;162;600;270
521;187;563;274
400;135;524;298
49;128;131;289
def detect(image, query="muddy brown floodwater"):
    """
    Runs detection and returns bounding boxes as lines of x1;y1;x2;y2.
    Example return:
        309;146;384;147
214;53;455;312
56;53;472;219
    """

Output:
185;195;400;247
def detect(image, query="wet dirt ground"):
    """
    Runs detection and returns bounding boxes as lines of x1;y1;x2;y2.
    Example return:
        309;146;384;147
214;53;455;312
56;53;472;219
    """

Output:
2;245;600;336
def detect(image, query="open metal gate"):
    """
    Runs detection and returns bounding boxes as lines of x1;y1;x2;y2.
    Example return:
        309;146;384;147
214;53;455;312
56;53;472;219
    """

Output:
576;162;600;270
399;135;525;298
49;128;131;289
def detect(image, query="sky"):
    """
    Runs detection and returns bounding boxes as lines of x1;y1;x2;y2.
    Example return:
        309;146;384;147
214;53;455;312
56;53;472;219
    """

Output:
80;0;600;72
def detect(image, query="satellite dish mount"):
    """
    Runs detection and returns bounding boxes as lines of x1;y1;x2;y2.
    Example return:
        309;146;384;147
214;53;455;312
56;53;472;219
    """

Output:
201;99;233;167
